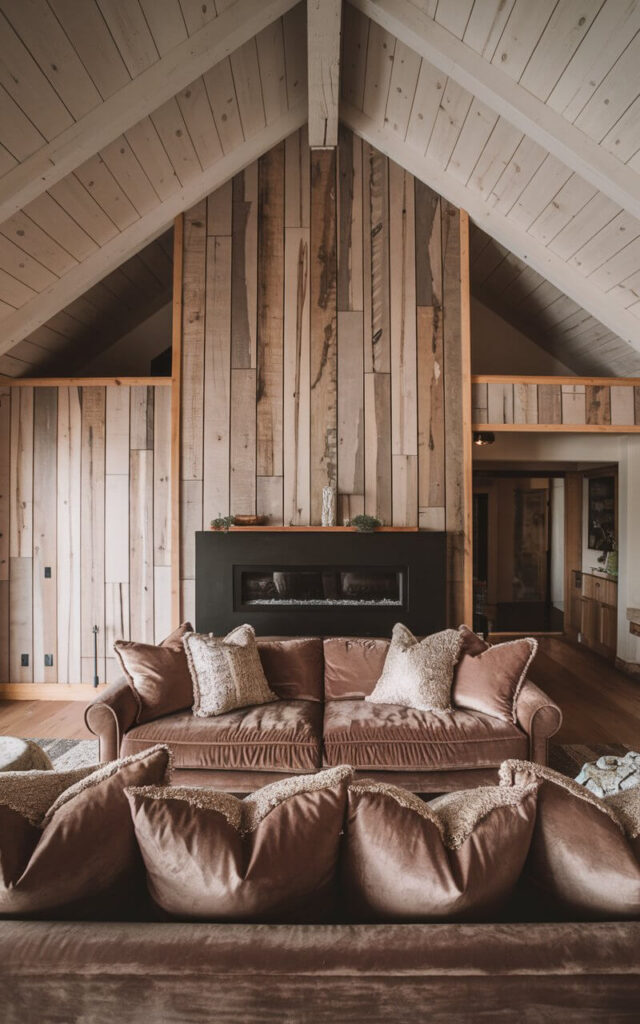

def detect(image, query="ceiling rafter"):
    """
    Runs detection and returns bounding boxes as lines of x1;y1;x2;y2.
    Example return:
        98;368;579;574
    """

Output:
0;100;307;357
350;0;640;222
0;0;299;226
341;102;640;354
307;0;342;147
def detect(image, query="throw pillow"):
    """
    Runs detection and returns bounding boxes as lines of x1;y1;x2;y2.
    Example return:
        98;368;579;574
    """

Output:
365;624;462;712
0;745;171;918
114;622;194;724
454;635;537;723
342;779;537;921
126;765;353;922
256;637;324;702
183;624;278;717
500;760;640;918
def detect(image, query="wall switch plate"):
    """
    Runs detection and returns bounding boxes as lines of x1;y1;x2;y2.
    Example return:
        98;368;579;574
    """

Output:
44;654;54;667
44;566;52;578
21;654;29;667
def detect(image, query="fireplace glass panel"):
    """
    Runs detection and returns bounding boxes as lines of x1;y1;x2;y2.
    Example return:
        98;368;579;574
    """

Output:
238;567;404;608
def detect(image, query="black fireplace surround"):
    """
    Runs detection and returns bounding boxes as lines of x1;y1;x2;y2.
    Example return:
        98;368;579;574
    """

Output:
195;531;446;637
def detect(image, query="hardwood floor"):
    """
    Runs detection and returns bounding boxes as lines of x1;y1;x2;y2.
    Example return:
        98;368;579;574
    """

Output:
0;638;638;747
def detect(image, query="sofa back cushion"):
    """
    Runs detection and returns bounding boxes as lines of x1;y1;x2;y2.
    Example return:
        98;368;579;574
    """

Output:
500;760;640;919
114;622;194;724
342;780;537;921
126;766;352;922
0;746;171;918
323;638;389;699
256;637;324;702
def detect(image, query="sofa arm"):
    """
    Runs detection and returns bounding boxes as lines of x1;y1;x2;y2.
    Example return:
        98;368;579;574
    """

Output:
515;679;562;765
84;678;139;762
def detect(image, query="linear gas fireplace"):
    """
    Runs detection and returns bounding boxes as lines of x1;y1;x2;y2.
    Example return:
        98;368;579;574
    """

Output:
195;530;446;637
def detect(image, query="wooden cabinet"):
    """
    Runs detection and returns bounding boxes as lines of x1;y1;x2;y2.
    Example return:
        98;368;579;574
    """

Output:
580;572;617;661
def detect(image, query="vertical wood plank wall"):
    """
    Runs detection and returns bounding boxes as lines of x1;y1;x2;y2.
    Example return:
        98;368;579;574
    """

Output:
0;383;171;684
179;126;468;624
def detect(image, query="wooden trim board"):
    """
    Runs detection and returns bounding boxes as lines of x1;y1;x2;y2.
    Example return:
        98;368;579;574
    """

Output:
472;423;640;433
473;375;640;387
0;377;172;387
460;210;473;626
171;214;184;629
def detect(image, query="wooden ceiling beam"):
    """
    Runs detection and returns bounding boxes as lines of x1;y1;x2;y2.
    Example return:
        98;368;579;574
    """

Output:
307;0;342;147
341;102;640;354
0;0;298;225
0;101;307;356
351;0;640;222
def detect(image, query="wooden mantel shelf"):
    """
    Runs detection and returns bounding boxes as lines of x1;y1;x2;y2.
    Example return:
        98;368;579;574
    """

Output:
210;526;420;532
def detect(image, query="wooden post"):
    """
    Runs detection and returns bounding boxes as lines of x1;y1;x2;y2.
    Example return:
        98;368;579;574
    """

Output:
171;214;184;627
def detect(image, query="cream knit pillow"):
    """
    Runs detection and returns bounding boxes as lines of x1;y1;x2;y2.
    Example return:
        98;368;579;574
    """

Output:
183;624;279;717
366;624;462;712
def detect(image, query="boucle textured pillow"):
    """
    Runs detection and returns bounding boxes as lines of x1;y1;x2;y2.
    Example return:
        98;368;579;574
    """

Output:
454;635;538;723
365;624;462;712
114;622;194;724
0;745;171;918
342;779;537;921
183;624;279;717
126;765;353;922
500;760;640;919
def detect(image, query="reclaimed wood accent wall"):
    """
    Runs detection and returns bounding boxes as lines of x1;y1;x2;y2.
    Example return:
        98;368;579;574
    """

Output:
472;376;640;431
0;383;171;684
179;126;468;624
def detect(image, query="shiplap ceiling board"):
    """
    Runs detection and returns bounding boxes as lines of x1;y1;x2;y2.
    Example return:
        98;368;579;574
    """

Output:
0;0;640;375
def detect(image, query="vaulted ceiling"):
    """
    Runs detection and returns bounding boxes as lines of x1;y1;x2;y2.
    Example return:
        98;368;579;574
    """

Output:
0;0;639;377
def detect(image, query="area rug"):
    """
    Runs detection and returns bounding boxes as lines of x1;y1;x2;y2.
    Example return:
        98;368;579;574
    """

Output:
28;738;99;770
549;742;631;779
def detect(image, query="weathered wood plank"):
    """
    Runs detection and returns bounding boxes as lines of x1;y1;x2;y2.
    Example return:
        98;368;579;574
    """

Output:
257;476;283;525
586;385;611;425
0;387;9;582
337;125;364;312
538;384;562;424
9;557;32;682
442;201;464;625
284;126;310;229
9;387;33;559
0;580;8;681
203;235;231;522
257;143;285;478
283;226;310;525
513;382;538;424
153;566;172;644
130;448;154;642
392;454;418;527
635;387;640;425
32;388;57;682
414;181;442;307
471;381;488;423
417;306;445;511
56;386;81;684
364;371;391;524
610;385;635;426
104;474;129;583
365;146;390;373
153;384;171;569
389;160;417;458
207;179;232;236
80;387;106;679
337;311;364;502
105;386;130;473
561;383;586;425
180;478;202;583
487;381;514;424
130;385;154;449
105;581;129;682
231;164;258;369
310;148;338;523
181;202;207;481
230;368;257;514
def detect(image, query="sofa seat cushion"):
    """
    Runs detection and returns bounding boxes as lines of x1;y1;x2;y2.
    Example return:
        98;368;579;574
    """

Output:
121;700;323;774
322;700;528;771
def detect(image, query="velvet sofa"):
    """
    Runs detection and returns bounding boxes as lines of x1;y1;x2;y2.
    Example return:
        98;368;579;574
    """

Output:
85;636;562;792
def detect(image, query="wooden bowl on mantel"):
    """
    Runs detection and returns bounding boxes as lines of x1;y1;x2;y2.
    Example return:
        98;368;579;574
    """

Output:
233;515;267;526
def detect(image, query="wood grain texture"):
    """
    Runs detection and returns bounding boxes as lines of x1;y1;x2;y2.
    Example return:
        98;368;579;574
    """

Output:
513;383;538;424
230;368;257;514
310;148;338;523
364;371;391;524
231;166;257;369
80;387;105;680
415;181;442;308
561;384;586;425
365;145;390;373
32;388;57;682
389;161;417;458
417;306;445;512
181;203;206;482
257;143;285;478
203;235;231;523
337;125;363;312
283;226;310;525
0;388;9;582
586;385;612;425
129;448;154;643
56;386;81;684
538;384;562;424
9;387;33;559
337;311;364;500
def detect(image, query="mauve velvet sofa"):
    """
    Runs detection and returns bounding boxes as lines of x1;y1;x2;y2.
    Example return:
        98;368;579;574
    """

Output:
85;636;562;792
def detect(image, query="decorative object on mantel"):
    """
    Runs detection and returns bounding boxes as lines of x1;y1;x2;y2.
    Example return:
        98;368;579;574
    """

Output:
575;751;640;797
233;515;267;527
211;516;237;532
347;514;382;533
321;487;336;527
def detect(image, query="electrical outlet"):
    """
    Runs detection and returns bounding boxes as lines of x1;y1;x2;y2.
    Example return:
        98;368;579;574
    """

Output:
44;566;52;578
21;654;29;667
44;654;54;667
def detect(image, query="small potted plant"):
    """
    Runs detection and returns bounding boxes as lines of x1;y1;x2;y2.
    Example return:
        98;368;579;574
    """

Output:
211;515;236;533
346;514;382;533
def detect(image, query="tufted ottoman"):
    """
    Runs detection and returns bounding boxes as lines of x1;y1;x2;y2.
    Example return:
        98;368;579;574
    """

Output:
0;737;53;772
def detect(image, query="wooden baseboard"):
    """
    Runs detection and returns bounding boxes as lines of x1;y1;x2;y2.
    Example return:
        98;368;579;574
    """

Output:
0;683;107;700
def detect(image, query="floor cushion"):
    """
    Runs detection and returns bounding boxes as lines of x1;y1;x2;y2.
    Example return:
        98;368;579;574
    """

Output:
121;700;323;774
322;699;528;771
